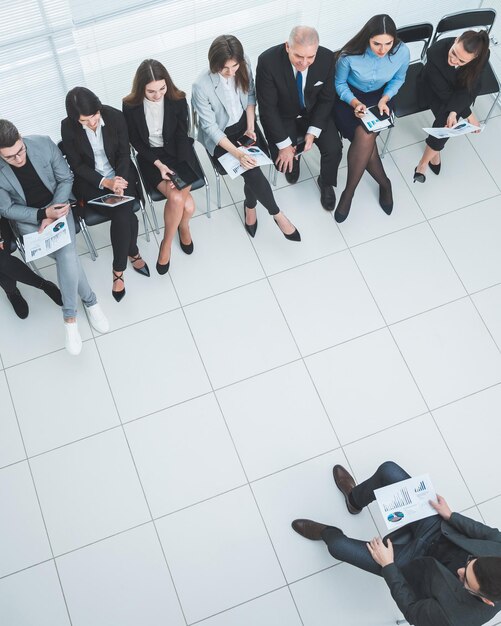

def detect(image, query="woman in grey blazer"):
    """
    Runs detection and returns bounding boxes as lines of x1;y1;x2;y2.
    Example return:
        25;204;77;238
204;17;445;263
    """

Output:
192;35;300;241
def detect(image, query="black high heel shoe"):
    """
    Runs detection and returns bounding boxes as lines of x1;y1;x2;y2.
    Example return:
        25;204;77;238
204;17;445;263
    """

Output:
112;271;125;302
413;167;426;184
129;253;150;277
379;182;393;215
273;215;301;241
429;161;441;175
243;202;258;238
334;191;352;223
156;242;170;275
178;227;194;254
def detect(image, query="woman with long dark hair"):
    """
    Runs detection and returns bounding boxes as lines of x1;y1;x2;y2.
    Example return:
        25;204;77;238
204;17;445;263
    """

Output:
414;30;490;182
333;14;410;222
61;87;149;302
192;34;300;241
123;60;196;274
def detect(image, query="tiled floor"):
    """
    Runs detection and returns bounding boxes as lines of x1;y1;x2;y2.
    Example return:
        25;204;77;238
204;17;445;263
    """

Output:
1;94;501;625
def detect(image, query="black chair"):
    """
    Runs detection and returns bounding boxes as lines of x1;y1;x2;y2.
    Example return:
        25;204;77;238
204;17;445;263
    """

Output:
431;8;500;122
380;22;434;157
57;142;150;261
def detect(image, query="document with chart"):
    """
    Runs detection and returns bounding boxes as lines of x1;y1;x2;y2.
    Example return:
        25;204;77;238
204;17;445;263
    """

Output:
374;474;437;531
23;216;71;261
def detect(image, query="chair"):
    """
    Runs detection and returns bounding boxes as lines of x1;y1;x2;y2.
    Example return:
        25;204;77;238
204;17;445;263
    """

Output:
430;8;500;122
57;142;150;261
381;22;434;157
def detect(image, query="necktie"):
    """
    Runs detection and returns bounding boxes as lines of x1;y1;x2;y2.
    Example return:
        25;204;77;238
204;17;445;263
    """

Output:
296;70;305;110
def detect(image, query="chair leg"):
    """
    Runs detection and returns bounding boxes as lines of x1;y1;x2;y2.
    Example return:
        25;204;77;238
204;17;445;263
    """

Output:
396;619;408;625
204;176;211;218
271;165;278;186
147;193;160;234
483;91;500;124
215;170;221;209
381;127;392;158
80;218;98;261
139;200;150;242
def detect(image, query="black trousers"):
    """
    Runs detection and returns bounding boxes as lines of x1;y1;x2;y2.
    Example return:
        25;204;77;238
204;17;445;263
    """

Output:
0;247;44;295
266;115;342;187
426;102;473;152
214;115;280;215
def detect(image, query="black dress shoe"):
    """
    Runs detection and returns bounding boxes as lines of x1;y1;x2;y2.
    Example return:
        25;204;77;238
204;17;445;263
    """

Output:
156;260;170;275
40;280;63;306
429;161;441;175
334;191;352;223
7;288;29;319
130;254;150;277
285;158;300;184
413;167;426;183
243;202;258;238
318;176;336;211
333;465;362;515
379;182;393;215
178;228;194;254
112;271;126;303
291;519;329;540
273;217;301;241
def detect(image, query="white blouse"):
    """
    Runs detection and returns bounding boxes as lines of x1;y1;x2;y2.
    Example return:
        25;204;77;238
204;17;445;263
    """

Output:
219;74;244;127
143;97;164;147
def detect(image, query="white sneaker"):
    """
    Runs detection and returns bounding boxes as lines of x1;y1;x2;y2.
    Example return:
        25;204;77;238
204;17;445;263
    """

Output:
86;302;110;334
64;321;82;356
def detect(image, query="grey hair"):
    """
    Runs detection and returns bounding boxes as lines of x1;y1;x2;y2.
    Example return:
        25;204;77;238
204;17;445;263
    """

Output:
288;26;319;47
0;119;20;149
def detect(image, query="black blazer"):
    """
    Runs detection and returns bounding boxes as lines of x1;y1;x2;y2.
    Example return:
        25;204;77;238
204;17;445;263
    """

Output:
383;513;501;626
61;105;132;189
122;97;192;165
256;43;336;145
419;37;488;115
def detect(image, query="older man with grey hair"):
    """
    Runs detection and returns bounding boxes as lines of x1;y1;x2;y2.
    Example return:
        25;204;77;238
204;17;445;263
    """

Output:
256;26;342;211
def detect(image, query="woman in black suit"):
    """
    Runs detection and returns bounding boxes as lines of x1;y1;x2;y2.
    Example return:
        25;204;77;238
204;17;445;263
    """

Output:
61;87;150;302
123;59;196;274
414;30;490;182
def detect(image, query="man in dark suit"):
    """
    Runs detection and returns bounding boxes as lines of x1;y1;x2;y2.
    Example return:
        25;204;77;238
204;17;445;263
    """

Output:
256;26;342;211
292;462;501;626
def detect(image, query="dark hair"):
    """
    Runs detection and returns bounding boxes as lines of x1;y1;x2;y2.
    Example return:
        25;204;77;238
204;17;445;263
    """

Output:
0;119;20;149
338;14;400;59
456;30;490;91
123;59;185;107
474;557;501;602
65;87;102;124
208;35;250;94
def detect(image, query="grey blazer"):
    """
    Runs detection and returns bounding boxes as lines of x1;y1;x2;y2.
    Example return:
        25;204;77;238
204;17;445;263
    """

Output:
191;58;256;155
0;135;74;235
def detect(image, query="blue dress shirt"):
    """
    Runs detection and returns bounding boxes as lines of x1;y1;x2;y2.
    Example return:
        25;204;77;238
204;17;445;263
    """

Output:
335;43;410;104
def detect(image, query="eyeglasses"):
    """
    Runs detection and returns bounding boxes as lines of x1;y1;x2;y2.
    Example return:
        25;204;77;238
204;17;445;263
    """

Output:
2;142;26;162
464;555;488;599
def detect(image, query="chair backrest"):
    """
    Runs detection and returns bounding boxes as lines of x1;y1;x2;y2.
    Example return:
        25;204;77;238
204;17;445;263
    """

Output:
397;22;434;62
432;8;496;45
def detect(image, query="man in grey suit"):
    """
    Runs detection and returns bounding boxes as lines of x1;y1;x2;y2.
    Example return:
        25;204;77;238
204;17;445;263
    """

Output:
0;119;109;355
292;461;501;626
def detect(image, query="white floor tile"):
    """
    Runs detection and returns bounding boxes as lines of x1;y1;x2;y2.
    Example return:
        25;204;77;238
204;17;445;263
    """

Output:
7;343;119;456
291;562;399;626
192;142;235;210
467;114;501;187
30;429;150;555
252;450;378;583
97;309;211;422
125;394;246;517
344;413;474;537
57;524;184;626
352;223;466;323
270;252;384;356
378;109;435;153
156;486;285;623
0;561;70;626
185;280;299;388
334;154;426;247
478;496;501;529
0;461;52;577
217;361;339;481
199;588;302;626
306;329;427;444
169;205;264;305
392;137;499;219
246;179;347;276
431;196;501;293
433;385;501;503
0;372;25;468
391;299;501;409
473;284;501;349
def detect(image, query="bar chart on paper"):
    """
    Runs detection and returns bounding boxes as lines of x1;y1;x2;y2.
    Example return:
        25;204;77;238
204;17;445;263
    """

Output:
375;474;437;531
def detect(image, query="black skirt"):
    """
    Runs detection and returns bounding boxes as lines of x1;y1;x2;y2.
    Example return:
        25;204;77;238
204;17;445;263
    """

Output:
334;85;389;142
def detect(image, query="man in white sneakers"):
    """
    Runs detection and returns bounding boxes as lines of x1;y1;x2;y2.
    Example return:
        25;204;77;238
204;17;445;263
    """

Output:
0;119;109;354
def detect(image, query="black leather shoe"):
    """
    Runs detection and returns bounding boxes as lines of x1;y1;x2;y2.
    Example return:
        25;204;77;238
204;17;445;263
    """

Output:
112;271;126;303
243;202;258;238
291;519;328;540
285;158;300;184
333;465;362;515
273;217;301;241
429;161;441;175
318;176;336;211
413;167;426;184
156;260;170;275
130;254;150;277
334;191;352;223
41;280;63;306
7;288;29;319
178;228;194;254
379;182;393;215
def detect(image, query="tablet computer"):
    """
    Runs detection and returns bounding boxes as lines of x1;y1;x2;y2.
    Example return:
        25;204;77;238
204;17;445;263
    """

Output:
87;194;135;206
169;161;199;190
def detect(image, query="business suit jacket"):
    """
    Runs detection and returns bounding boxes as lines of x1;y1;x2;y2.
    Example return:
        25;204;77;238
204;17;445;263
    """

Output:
0;135;74;235
192;58;256;156
122;97;192;165
255;43;336;145
383;513;501;626
61;105;132;193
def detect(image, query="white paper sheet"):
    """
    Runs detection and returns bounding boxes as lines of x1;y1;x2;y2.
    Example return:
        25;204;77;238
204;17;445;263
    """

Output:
375;474;437;531
423;119;485;139
217;146;273;179
23;215;71;261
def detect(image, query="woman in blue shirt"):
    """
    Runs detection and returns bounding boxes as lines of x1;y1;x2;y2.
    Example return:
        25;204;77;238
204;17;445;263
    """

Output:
333;15;409;223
